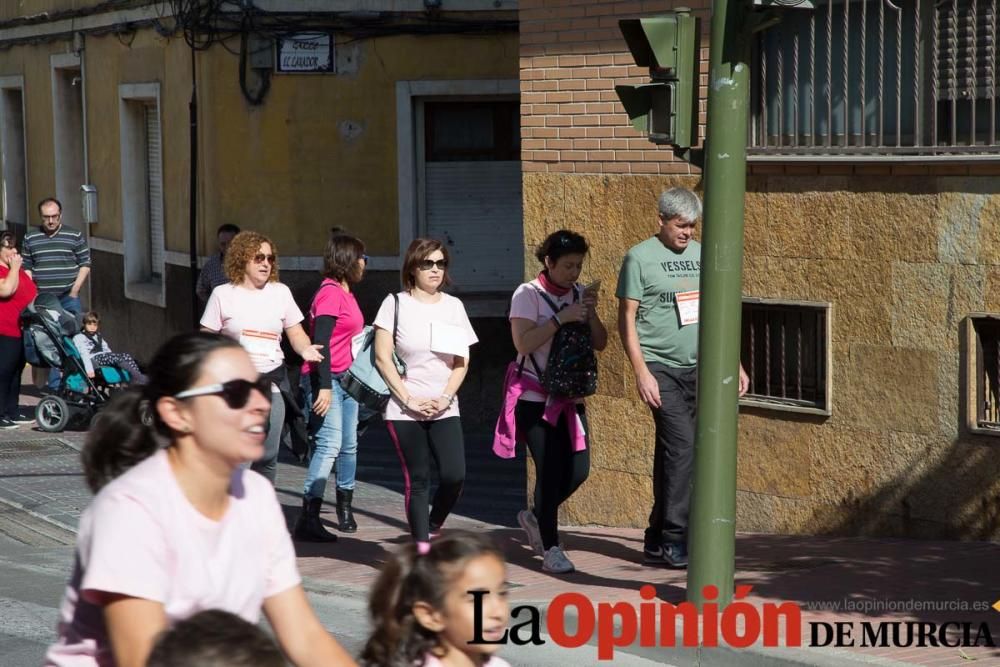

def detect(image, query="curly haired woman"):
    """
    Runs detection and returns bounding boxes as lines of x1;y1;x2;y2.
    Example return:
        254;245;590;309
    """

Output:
200;231;323;486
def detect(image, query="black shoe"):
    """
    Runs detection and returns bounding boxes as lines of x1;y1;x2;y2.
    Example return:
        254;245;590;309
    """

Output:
0;418;17;430
11;413;34;425
335;488;357;533
293;497;338;542
643;542;688;568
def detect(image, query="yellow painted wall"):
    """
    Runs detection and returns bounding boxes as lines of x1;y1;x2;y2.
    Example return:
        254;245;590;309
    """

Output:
523;172;1000;541
198;32;518;256
0;25;516;255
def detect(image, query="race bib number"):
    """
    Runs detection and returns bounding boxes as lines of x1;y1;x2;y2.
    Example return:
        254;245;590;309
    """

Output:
239;329;282;366
676;290;700;326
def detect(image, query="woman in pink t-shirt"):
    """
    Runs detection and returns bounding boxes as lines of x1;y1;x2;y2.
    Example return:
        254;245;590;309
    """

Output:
200;231;323;486
46;332;355;667
294;232;367;542
374;239;478;553
507;230;607;575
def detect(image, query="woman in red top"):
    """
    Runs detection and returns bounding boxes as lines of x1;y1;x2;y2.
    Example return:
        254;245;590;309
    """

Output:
0;232;37;429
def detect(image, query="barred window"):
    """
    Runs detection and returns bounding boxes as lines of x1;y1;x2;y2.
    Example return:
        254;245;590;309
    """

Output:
968;314;1000;433
751;0;1000;157
740;298;832;415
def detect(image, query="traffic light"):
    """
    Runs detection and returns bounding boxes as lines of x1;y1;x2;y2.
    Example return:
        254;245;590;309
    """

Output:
614;10;701;149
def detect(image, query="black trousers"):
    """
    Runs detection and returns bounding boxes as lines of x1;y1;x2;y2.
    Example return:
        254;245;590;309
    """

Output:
386;417;466;542
645;363;697;548
516;400;590;550
0;334;24;420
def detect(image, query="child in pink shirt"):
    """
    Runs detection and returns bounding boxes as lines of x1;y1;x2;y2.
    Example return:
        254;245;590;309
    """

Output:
361;532;511;667
45;332;355;667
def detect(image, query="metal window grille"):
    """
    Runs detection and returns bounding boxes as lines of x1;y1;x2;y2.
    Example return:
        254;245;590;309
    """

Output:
741;300;829;411
750;0;1000;156
973;317;1000;429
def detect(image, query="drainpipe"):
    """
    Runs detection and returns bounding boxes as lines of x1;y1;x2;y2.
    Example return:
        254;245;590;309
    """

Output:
77;32;92;310
189;44;199;328
686;0;754;607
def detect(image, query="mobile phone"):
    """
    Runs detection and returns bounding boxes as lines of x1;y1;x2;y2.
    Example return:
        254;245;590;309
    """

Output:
583;279;602;294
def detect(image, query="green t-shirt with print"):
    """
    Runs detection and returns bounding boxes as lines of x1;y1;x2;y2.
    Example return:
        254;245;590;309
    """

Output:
616;236;701;368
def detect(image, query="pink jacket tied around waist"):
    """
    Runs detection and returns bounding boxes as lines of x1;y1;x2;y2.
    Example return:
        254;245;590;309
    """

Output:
493;361;587;459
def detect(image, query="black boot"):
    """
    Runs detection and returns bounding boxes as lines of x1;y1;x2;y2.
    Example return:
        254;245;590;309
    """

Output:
336;488;358;533
293;497;337;542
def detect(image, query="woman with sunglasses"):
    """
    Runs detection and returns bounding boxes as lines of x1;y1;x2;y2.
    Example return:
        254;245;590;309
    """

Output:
504;229;607;574
294;231;367;542
201;231;323;486
46;332;356;667
374;238;478;554
0;232;36;429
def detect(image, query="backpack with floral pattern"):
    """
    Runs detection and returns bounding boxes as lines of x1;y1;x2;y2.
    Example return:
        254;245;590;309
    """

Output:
522;286;598;398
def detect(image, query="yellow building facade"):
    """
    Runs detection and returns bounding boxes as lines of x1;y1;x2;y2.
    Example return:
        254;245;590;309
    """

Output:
0;1;520;387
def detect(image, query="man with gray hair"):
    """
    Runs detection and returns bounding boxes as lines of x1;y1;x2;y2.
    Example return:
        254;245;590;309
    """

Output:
616;187;748;568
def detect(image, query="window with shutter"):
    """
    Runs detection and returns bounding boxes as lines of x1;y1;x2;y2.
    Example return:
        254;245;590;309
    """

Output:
119;83;165;307
144;103;164;281
750;0;1000;156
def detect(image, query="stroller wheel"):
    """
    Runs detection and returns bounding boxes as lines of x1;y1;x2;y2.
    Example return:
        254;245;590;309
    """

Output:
36;395;71;433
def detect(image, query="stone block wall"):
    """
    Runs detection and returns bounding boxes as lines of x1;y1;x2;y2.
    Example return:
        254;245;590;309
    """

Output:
520;0;1000;541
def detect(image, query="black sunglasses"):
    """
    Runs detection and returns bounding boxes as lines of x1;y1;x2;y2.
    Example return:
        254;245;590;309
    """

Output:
174;378;273;409
253;253;276;264
418;259;449;271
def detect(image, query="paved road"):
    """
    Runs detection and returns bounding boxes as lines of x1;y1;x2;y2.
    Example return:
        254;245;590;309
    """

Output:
0;431;674;666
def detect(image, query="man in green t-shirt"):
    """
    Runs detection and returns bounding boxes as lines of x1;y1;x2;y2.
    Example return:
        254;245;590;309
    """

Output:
616;187;748;568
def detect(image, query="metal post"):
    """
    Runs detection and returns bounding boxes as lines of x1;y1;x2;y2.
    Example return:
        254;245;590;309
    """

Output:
686;0;753;607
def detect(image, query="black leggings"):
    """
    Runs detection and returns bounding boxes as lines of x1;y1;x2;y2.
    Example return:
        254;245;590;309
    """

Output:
515;400;590;550
386;417;466;542
0;335;23;420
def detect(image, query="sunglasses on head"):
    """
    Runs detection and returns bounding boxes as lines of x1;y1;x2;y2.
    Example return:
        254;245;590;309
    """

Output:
174;378;273;409
253;254;276;264
418;259;448;271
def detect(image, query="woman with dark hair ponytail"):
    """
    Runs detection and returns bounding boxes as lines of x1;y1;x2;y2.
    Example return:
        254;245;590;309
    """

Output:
47;332;356;667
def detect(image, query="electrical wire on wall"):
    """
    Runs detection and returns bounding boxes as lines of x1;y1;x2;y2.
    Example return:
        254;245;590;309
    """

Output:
0;0;517;106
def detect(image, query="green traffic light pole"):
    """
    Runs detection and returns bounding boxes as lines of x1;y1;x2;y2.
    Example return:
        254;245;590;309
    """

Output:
686;0;758;607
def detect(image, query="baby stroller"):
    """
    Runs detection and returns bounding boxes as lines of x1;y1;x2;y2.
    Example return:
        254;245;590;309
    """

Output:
22;294;133;432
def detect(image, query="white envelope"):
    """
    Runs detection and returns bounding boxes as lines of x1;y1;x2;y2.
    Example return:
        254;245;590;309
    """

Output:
430;321;470;358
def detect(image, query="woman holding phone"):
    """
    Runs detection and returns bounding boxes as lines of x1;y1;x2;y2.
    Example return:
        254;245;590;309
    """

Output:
504;230;607;574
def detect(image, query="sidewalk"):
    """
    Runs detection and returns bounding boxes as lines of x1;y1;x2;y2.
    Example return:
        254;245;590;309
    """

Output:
0;390;997;666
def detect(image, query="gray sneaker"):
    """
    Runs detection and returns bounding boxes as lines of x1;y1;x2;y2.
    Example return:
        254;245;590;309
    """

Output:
542;545;575;574
517;509;544;556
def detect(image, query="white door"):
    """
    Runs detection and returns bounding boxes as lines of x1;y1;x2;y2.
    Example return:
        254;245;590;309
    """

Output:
422;100;522;293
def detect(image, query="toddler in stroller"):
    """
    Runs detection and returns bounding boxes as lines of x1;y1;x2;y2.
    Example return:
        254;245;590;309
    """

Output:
73;311;147;385
23;296;139;432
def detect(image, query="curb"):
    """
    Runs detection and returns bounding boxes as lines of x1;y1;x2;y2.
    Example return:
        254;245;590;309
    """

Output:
0;436;81;536
0;493;78;536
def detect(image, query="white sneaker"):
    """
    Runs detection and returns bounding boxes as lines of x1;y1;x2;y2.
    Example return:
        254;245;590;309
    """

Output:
542;546;575;574
517;510;544;556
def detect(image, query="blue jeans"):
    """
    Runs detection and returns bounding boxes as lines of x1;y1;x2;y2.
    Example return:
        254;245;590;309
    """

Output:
48;294;81;391
300;372;359;499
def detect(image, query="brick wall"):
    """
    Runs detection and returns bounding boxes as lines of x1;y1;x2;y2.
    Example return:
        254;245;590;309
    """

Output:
520;0;710;175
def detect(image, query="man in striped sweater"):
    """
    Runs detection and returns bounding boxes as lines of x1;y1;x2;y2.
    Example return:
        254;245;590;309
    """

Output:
22;197;91;390
23;198;91;312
